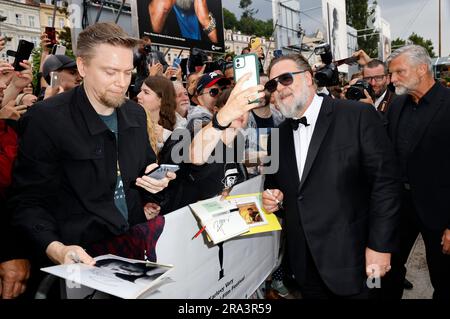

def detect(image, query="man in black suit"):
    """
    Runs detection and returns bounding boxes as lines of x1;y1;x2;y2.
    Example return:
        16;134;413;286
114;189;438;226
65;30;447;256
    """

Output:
384;45;450;299
259;54;402;298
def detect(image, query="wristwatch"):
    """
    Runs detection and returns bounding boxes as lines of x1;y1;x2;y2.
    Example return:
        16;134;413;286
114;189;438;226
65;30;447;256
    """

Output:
203;13;216;35
212;112;230;130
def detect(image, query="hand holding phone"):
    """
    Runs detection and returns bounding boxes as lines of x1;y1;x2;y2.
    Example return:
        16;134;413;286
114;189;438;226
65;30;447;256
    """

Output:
45;26;57;49
13;40;34;71
49;71;60;88
145;164;180;180
233;53;260;91
250;37;262;50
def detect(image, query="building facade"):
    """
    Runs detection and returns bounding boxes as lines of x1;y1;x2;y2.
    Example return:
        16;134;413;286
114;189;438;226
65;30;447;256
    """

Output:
39;0;70;34
0;0;41;61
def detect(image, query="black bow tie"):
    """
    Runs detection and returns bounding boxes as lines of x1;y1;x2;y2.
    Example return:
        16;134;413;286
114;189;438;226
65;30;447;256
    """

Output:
289;117;309;130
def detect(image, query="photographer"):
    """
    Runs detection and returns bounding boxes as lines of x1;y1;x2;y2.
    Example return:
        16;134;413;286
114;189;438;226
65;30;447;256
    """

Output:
362;59;396;113
133;36;168;95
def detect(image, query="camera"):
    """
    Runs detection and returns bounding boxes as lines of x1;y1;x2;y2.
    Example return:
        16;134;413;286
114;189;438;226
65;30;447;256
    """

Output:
345;80;375;101
188;47;209;72
314;43;339;87
143;44;152;54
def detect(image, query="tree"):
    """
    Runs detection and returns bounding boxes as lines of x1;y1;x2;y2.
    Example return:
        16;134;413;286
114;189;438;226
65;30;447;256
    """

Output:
391;34;436;57
239;0;258;19
407;33;435;57
391;37;406;50
223;8;238;31
346;0;379;58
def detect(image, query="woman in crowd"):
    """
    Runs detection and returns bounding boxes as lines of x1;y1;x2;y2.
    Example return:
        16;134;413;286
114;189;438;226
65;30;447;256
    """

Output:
137;75;177;156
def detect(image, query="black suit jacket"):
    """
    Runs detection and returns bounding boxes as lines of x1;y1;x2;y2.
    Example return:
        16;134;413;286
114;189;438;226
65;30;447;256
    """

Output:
386;83;450;231
265;96;401;296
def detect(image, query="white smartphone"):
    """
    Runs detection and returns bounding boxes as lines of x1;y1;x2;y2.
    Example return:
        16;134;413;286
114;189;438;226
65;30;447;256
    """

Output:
51;44;66;56
49;71;60;88
233;53;260;90
145;164;180;180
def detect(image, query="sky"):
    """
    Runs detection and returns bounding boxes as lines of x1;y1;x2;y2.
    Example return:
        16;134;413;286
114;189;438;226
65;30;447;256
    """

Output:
223;0;449;56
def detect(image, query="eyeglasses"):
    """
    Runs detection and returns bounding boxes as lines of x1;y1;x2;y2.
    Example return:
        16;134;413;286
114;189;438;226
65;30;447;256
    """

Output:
199;88;220;97
362;74;386;83
265;70;307;93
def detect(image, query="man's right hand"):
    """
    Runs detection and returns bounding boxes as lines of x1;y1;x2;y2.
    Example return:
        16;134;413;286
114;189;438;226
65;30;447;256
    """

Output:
262;189;284;213
46;241;95;265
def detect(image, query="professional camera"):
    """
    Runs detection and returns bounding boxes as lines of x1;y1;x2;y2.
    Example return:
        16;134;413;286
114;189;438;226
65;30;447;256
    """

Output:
314;43;339;87
345;79;375;101
188;47;209;73
143;44;152;54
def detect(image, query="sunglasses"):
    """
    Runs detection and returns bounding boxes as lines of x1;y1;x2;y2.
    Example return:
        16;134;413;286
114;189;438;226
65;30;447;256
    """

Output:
200;88;220;97
265;70;307;93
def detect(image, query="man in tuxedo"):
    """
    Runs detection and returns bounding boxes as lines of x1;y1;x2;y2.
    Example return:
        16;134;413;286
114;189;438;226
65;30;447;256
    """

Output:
384;45;450;299
259;54;402;298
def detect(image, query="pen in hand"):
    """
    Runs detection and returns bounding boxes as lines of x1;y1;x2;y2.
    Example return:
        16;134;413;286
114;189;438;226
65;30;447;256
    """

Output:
265;189;283;210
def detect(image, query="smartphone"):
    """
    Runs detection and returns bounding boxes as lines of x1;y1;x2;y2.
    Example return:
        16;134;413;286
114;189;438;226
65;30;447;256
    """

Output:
13;40;34;71
51;44;66;56
49;71;60;88
250;37;262;50
273;49;283;58
146;164;180;180
172;57;181;68
45;26;57;48
233;53;260;91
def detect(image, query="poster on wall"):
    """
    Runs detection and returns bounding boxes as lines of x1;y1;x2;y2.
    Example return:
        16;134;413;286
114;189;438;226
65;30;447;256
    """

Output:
135;0;225;52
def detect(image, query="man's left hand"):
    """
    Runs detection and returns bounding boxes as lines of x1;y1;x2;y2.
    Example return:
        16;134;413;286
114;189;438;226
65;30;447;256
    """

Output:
10;61;33;91
0;259;31;299
441;229;450;254
136;163;176;194
365;247;391;278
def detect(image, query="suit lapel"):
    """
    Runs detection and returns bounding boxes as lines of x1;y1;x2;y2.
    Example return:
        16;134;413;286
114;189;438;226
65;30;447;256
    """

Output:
298;97;333;192
281;123;301;192
389;95;406;146
408;86;444;154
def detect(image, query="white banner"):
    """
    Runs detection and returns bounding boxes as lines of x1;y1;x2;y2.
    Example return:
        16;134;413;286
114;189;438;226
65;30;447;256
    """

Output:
65;176;280;299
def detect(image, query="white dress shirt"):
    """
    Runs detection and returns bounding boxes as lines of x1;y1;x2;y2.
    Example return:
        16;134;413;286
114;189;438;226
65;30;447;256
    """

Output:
293;94;323;181
374;90;387;109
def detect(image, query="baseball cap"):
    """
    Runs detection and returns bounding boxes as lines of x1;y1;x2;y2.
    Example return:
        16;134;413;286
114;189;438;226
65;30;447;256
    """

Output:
196;72;230;94
42;54;77;81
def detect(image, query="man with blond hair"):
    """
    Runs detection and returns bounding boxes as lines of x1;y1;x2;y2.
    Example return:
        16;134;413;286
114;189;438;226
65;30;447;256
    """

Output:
11;22;175;270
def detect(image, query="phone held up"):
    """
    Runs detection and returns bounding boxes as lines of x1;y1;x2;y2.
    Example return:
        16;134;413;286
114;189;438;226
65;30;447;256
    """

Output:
49;71;60;88
233;53;260;92
145;164;180;180
45;26;57;49
51;44;66;56
250;37;262;50
13;40;34;71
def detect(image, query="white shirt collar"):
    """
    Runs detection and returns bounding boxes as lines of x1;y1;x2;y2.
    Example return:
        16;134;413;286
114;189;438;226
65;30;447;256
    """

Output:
293;94;323;130
374;90;387;108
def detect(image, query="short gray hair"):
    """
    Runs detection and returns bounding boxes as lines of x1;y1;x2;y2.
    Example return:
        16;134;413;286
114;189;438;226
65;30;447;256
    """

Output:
386;45;432;74
268;53;312;77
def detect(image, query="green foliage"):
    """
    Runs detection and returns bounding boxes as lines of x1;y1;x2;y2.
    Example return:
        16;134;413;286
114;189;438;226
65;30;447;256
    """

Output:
223;8;239;30
223;7;273;39
407;33;435;57
391;33;436;57
239;0;258;18
346;0;379;58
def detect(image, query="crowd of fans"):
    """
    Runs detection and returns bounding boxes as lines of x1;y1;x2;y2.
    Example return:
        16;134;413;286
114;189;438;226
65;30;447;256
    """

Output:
0;22;448;300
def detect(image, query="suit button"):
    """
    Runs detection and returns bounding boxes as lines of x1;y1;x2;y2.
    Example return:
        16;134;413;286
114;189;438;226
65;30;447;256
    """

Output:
298;195;304;201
